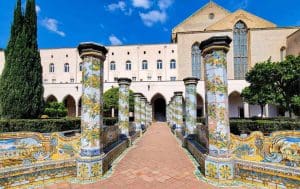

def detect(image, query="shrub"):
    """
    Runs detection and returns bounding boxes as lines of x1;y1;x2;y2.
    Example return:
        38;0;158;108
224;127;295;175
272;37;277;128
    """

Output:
0;118;80;133
0;117;119;133
197;117;300;135
44;102;67;118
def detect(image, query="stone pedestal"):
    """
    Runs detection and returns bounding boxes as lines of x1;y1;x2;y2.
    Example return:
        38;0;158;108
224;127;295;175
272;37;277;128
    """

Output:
199;36;234;181
76;42;108;180
118;78;132;137
183;77;200;136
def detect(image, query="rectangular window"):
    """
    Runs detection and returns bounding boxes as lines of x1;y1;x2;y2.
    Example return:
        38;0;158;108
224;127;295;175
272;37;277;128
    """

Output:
132;77;136;81
114;77;118;82
170;77;176;81
147;76;152;81
70;78;75;83
52;79;56;83
157;76;162;81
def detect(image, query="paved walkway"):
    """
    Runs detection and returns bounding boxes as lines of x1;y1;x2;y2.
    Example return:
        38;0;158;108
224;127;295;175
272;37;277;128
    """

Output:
45;123;221;189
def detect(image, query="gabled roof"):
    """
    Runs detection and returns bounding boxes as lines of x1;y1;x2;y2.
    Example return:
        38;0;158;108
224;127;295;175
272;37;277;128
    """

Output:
172;1;230;41
205;9;276;31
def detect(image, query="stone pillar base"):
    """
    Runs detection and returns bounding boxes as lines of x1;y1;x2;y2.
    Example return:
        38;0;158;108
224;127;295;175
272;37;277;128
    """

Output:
204;156;234;182
76;154;105;182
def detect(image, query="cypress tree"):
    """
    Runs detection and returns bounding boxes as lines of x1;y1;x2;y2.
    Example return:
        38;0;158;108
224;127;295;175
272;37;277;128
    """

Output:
0;0;44;118
22;0;44;118
0;0;24;118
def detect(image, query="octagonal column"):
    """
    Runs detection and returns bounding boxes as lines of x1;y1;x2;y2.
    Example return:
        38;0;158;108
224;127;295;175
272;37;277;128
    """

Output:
77;42;108;179
183;77;200;136
118;78;132;137
200;36;234;180
133;93;142;133
174;92;183;132
140;97;147;128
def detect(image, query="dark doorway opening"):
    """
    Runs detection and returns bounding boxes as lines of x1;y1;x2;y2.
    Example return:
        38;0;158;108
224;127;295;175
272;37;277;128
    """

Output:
151;94;166;122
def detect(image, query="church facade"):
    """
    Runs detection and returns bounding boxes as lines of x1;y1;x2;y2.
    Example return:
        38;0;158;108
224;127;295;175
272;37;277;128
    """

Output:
0;2;299;120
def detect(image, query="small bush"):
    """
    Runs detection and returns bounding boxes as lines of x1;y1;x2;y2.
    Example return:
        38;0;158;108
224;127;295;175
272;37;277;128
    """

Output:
44;102;67;118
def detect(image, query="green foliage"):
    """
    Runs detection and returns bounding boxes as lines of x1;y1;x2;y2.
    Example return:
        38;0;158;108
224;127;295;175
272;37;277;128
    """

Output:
241;61;275;117
0;0;44;119
230;119;300;135
272;55;300;117
103;87;134;116
0;117;118;133
0;118;81;133
196;117;300;135
242;55;300;117
44;102;67;118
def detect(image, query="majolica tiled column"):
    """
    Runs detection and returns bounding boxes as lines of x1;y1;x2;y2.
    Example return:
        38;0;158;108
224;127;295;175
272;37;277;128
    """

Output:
133;93;142;133
77;42;108;179
140;97;147;128
184;77;199;136
174;92;183;132
118;78;132;137
200;36;233;180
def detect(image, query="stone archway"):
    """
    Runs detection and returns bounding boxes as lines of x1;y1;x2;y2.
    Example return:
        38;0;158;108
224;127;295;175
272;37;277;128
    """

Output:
229;91;244;118
46;95;58;104
63;95;76;117
197;94;204;118
78;97;82;117
151;93;166;122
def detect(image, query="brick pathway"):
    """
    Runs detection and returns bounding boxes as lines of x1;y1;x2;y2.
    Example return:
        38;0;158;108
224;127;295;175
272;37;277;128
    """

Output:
44;122;229;189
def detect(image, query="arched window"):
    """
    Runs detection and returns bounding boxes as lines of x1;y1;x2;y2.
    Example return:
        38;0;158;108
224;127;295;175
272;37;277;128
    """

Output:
142;60;148;70
126;60;131;70
170;59;176;69
157;60;163;69
64;63;70;72
110;61;116;70
280;46;286;61
49;63;55;73
79;62;83;71
191;43;201;79
233;21;248;79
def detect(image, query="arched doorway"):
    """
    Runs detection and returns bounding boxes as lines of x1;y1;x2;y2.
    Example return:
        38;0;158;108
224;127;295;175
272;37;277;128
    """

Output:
151;94;166;122
46;95;58;104
63;95;76;117
197;94;204;118
78;97;82;117
229;91;244;118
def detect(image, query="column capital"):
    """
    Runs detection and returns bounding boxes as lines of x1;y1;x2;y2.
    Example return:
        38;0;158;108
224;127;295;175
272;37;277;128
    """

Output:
118;78;132;86
174;91;183;96
199;36;232;56
77;42;108;60
183;77;200;85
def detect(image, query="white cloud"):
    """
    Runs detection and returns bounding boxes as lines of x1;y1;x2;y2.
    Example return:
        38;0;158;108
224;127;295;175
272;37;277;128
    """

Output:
158;0;174;10
42;18;65;37
106;1;133;16
109;34;123;45
35;5;41;13
132;0;151;9
107;1;126;12
139;10;167;27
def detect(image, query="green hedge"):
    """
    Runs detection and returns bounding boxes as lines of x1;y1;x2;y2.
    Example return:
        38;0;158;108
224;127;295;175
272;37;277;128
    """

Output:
230;119;300;135
0;118;81;133
197;117;300;135
0;117;119;133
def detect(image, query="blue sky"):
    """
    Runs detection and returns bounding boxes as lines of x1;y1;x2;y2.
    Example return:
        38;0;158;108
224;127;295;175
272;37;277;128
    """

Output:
0;0;299;49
